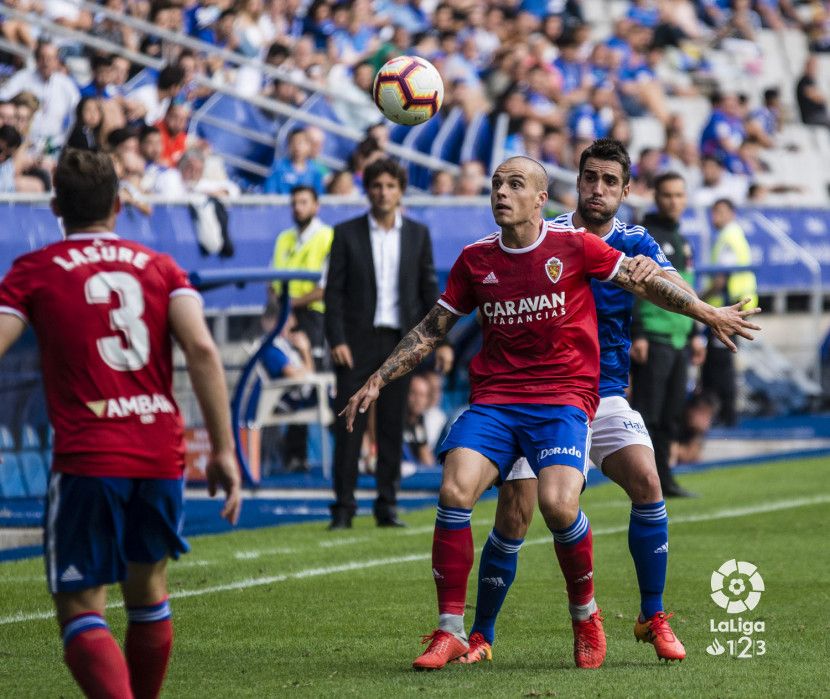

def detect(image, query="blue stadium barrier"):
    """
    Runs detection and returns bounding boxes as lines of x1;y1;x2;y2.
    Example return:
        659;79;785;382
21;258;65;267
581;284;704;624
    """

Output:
193;95;280;187
0;203;828;308
299;95;354;163
124;68;158;93
0;426;14;450
404;114;446;191
462;113;495;171
20;424;40;450
390;122;410;144
0;454;26;498
432;108;466;164
19;452;47;497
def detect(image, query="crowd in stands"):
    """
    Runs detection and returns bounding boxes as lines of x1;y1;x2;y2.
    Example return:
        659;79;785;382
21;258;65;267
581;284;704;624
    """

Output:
0;0;826;204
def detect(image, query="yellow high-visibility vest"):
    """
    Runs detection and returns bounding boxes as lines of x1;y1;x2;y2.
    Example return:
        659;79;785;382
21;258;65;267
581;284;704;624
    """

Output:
271;219;333;314
708;221;758;310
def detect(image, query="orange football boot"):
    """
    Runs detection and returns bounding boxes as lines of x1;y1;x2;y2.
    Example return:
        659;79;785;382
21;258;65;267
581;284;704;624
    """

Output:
412;630;469;670
572;609;607;669
453;631;492;665
634;611;686;661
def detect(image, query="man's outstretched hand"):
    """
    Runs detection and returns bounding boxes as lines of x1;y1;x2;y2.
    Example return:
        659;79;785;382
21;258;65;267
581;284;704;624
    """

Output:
706;298;762;352
339;375;383;431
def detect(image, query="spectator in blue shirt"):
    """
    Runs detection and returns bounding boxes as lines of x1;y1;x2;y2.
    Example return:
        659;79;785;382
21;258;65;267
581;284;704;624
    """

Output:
553;33;592;103
244;304;316;468
568;84;616;140
80;54;119;100
264;128;326;195
627;0;660;28
746;87;780;149
376;0;429;33
700;91;746;169
302;0;336;50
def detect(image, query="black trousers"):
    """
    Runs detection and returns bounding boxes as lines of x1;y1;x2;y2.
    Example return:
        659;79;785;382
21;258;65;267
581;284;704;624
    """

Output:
283;309;326;463
331;328;410;520
700;344;737;427
630;341;688;489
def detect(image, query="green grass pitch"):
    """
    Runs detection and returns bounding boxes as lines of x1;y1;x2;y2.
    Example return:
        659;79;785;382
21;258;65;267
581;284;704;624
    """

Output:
1;456;829;698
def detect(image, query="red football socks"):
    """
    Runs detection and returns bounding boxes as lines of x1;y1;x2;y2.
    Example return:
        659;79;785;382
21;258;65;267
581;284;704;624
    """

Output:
554;523;595;606
125;600;174;699
62;614;133;699
432;507;474;615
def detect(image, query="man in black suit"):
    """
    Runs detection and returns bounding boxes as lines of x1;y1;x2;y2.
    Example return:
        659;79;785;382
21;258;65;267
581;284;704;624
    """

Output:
325;158;452;529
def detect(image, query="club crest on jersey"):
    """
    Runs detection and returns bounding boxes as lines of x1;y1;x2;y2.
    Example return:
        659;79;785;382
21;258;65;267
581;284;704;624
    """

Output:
545;256;563;284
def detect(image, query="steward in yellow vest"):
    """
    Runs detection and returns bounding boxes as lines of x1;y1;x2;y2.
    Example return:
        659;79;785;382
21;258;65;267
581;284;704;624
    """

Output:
271;189;334;316
699;198;757;427
269;186;334;471
702;199;758;310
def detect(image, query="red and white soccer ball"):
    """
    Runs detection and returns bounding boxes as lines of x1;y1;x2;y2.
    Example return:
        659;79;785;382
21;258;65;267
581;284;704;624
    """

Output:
373;56;444;126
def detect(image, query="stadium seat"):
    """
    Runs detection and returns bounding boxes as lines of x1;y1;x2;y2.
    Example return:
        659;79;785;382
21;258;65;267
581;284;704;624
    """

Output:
431;107;466;163
403;113;446;191
298;94;355;163
192;94;281;185
248;370;336;478
781;28;809;81
0;425;14;450
461;112;495;172
0;454;26;498
629;116;665;157
20;424;41;451
19;452;47;497
390;121;410;144
124;67;159;93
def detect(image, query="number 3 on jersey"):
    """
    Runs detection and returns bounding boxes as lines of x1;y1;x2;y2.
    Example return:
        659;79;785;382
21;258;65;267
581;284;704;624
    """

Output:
85;271;150;371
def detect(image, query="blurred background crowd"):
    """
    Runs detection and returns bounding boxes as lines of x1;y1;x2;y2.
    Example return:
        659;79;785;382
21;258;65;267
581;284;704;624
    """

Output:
0;0;829;207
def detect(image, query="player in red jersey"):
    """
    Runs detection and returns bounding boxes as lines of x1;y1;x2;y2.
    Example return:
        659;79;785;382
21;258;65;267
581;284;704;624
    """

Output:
0;149;241;699
341;156;759;671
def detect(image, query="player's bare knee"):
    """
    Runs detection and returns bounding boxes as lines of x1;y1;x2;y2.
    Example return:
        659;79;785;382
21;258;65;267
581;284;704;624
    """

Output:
53;587;107;624
122;560;169;607
494;505;531;539
438;481;475;510
625;463;663;504
538;496;579;532
494;482;534;538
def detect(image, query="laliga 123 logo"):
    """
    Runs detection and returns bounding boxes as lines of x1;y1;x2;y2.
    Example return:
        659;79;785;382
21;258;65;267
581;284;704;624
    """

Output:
706;559;767;659
710;559;764;613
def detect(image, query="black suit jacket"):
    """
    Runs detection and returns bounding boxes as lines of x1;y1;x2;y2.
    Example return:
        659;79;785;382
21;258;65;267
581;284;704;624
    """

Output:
324;214;439;355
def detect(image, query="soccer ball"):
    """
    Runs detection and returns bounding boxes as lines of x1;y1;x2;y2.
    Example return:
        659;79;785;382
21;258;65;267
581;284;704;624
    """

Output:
373;56;444;126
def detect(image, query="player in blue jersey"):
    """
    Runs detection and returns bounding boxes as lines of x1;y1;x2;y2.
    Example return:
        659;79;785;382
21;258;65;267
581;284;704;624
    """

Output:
457;139;758;666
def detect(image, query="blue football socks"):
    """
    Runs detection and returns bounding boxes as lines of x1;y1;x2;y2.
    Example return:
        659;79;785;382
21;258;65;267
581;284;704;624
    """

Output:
629;501;669;619
470;528;523;644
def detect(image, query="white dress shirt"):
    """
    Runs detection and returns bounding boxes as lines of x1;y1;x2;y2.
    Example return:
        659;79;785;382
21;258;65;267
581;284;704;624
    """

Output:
0;69;79;149
369;211;402;329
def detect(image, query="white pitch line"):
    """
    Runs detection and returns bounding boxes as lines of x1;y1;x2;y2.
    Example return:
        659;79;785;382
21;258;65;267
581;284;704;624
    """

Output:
171;559;212;568
233;548;297;560
2;494;827;626
0;575;42;584
318;536;369;548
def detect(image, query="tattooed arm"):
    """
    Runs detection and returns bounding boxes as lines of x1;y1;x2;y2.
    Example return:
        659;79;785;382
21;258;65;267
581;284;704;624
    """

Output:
612;256;762;352
339;304;459;431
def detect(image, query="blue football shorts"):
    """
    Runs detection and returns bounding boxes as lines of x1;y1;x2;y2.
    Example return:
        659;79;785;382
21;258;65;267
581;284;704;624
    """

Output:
437;403;592;482
44;473;190;594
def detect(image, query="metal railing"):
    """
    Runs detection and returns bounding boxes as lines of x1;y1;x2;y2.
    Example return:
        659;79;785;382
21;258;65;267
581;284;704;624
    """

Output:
750;211;824;380
0;3;461;177
72;0;368;107
0;35;31;61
